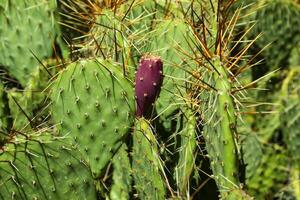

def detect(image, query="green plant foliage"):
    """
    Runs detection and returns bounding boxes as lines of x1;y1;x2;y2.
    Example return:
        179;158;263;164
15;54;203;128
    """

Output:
0;132;97;200
223;189;253;200
6;60;57;130
109;144;132;200
242;133;263;180
288;43;300;67
144;19;196;118
0;83;7;132
248;0;300;68
0;0;60;87
132;118;166;200
247;145;288;199
281;68;300;164
51;58;135;178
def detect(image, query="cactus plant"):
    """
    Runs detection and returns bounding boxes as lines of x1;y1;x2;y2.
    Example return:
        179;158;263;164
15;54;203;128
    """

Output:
131;118;167;199
174;107;198;197
109;144;132;200
0;0;299;199
0;131;97;199
0;0;60;87
247;0;300;68
144;19;196;118
5;59;57;130
51;58;135;178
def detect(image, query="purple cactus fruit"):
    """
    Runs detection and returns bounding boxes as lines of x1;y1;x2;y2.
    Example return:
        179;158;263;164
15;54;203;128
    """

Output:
135;55;163;118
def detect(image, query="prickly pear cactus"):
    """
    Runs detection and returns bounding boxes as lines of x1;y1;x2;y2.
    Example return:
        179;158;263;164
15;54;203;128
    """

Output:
132;118;166;200
120;0;157;31
0;132;97;200
246;145;288;199
198;56;242;196
0;83;7;131
0;0;60;86
144;19;195;118
109;144;132;200
86;9;130;63
281;68;300;163
51;58;135;178
6;59;57;130
120;0;182;32
175;107;197;196
248;0;300;68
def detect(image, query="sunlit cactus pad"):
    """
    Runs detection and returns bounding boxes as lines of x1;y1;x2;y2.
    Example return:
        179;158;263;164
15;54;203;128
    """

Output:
51;58;135;178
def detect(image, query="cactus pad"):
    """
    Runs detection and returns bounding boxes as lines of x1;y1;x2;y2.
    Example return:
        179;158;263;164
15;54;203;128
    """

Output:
249;0;300;68
0;0;59;86
110;144;132;200
132;118;166;199
144;19;196;118
0;132;97;199
51;58;135;178
281;68;300;163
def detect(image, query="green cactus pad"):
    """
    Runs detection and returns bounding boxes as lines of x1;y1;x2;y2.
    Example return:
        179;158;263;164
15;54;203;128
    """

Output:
120;0;182;32
242;134;263;180
86;10;129;63
51;58;135;178
132;118;166;200
200;57;241;193
0;83;6;130
175;108;197;195
0;132;97;200
249;0;300;68
144;19;196;118
281;68;300;163
247;145;288;199
0;0;59;87
110;144;132;200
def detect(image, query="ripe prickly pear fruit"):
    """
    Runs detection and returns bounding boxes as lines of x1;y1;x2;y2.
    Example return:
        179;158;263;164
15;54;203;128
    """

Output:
135;55;163;118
